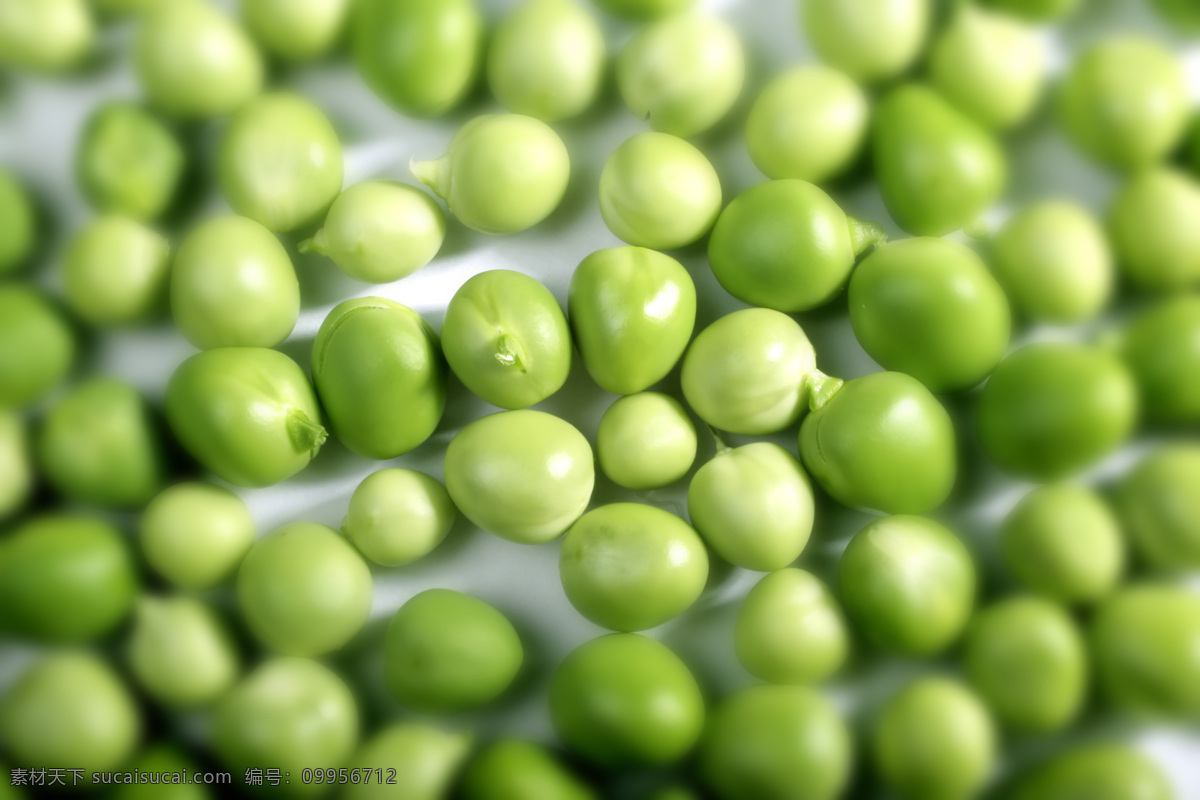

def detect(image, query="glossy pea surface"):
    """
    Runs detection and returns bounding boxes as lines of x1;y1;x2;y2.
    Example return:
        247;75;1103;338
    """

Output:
76;102;184;220
0;0;94;73
140;482;255;590
0;285;75;409
735;569;849;684
1122;295;1200;423
1117;446;1200;573
1109;168;1200;292
0;170;35;275
341;468;456;567
461;740;595;800
596;393;696;490
127;595;240;708
802;0;930;83
343;724;470;800
1009;743;1173;800
63;215;170;326
242;0;350;62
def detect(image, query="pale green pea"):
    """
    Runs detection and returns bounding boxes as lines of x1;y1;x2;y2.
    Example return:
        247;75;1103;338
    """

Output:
76;102;185;221
127;596;240;708
140;482;256;590
1121;295;1200;424
0;412;33;520
0;169;37;275
592;0;692;20
1109;168;1200;292
242;0;349;62
597;393;696;490
344;724;471;800
0;285;75;409
0;0;94;73
461;740;596;800
802;0;931;84
1009;743;1172;800
979;0;1078;20
341;468;456;567
112;746;212;800
599;132;722;250
1117;446;1200;573
62;216;170;326
735;569;849;684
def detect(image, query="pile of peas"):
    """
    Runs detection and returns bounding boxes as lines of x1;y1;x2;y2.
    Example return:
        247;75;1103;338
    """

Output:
1;0;1199;798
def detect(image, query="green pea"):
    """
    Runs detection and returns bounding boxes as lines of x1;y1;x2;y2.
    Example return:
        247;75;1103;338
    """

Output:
745;65;869;184
0;412;33;520
999;484;1125;605
550;633;704;767
0;170;36;275
0;514;137;642
990;201;1113;324
170;215;299;349
735;568;849;685
839;515;975;655
560;503;708;631
38;378;166;508
1108;168;1200;292
1117;446;1200;573
1009;743;1172;800
687;442;814;572
872;677;996;800
709;180;884;313
597;393;696;490
977;343;1138;481
344;724;471;800
213;658;359;790
0;653;139;772
488;0;606;123
352;0;483;118
62;215;170;326
135;0;263;119
238;522;372;657
800;372;957;514
341;468;456;567
802;0;930;84
1122;295;1200;423
1058;38;1188;171
928;5;1046;131
0;0;94;73
592;0;692;20
302;181;445;284
165;347;327;487
383;589;523;713
0;284;75;409
312;297;446;459
443;410;594;544
112;746;212;800
699;684;852;800
978;0;1078;20
462;740;596;800
964;596;1087;733
617;14;744;139
599;132;722;250
140;482;255;589
127;596;240;708
441;270;571;409
76;102;185;221
568;247;696;396
413;115;570;235
681;309;823;436
873;84;1006;236
242;0;349;62
1090;583;1200;718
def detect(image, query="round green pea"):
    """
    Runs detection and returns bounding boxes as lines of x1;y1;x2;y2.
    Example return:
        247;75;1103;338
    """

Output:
238;522;372;657
1058;38;1188;171
0;514;137;642
303;181;445;284
140;482;255;589
687;442;814;572
127;596;240;708
999;483;1125;605
1117;446;1200;573
1122;295;1200;423
800;372;957;514
599;132;722;250
0;0;94;73
488;0;606;123
0;653;139;772
0;284;74;409
383;589;523;713
735;569;850;684
0;170;36;275
560;503;708;631
352;0;483;118
592;0;692;20
165;347;327;487
873;83;1006;237
991;201;1113;324
441;270;571;409
312;297;446;459
38;378;165;508
979;0;1078;20
681;309;821;436
803;0;930;84
977;343;1138;481
341;468;456;567
76;101;185;221
1109;168;1200;292
242;0;349;62
443;410;594;544
1009;743;1172;800
461;740;596;800
344;724;471;800
135;0;263;119
170;215;299;349
872;677;996;800
745;65;869;184
839;515;975;655
550;633;704;767
964;596;1087;733
699;684;852;800
112;746;212;800
617;13;745;139
62;215;170;326
1091;584;1200;718
568;247;696;396
596;393;696;490
0;412;33;520
709;180;884;313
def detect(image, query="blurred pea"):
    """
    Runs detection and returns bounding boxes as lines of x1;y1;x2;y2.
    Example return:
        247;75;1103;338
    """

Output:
461;740;596;800
0;412;33;520
735;569;850;684
127;596;240;708
0;170;36;275
1009;743;1172;800
140;482;256;589
802;0;930;84
1117;446;1200;573
0;285;75;409
76;102;185;221
344;724;471;800
62;216;171;326
1121;295;1200;424
241;0;350;62
112;745;212;800
0;0;94;73
1109;168;1200;292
